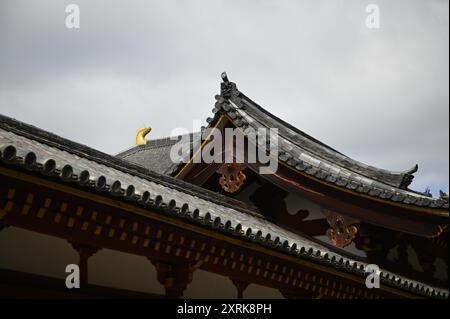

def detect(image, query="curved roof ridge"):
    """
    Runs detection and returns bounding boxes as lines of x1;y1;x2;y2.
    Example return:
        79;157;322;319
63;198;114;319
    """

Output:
116;131;200;158
212;73;447;209
226;80;417;190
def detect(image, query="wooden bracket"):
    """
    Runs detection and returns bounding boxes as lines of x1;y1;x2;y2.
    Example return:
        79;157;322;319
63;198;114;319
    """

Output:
230;278;250;299
217;163;247;193
322;210;359;248
150;259;195;298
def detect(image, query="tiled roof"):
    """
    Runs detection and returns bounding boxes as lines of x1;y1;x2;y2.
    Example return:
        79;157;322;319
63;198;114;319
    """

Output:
208;73;449;210
0;113;448;299
116;132;201;175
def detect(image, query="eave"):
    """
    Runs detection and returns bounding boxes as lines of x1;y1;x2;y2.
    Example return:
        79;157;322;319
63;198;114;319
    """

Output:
174;113;448;238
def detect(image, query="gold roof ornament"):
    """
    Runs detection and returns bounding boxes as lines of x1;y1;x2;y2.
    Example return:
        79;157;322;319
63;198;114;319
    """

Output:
135;127;151;146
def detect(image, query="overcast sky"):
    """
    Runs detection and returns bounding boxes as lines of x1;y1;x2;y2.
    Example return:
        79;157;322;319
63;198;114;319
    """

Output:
0;0;448;195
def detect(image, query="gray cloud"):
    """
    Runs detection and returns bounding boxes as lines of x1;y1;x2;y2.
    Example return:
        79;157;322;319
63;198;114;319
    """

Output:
0;0;448;195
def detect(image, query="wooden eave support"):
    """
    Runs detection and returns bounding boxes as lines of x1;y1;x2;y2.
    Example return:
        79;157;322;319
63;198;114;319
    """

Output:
230;278;250;299
149;259;198;298
69;241;101;287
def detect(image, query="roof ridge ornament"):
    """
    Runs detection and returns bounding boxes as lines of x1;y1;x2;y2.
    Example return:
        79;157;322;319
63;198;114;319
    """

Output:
221;72;229;83
423;187;433;198
439;190;449;202
135;127;151;146
220;71;239;99
399;164;419;189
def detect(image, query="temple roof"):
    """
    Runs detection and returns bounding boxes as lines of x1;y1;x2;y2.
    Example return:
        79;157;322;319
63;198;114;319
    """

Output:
116;132;201;175
230;92;418;189
116;73;448;210
204;73;448;210
0;113;447;298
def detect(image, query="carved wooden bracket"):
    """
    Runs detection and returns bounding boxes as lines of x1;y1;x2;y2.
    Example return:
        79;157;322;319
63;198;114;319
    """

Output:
230;278;250;299
217;163;247;193
323;210;359;248
69;242;101;259
150;259;195;298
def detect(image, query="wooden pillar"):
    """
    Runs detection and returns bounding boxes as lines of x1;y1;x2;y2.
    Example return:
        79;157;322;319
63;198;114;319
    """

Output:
69;241;100;288
150;260;194;298
230;278;249;299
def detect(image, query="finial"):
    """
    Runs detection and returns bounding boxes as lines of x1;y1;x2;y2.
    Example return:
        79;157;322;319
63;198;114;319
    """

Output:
423;186;433;198
439;190;449;201
221;72;229;83
399;164;419;189
135;127;151;146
